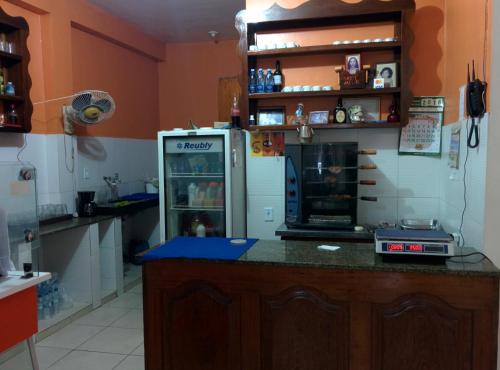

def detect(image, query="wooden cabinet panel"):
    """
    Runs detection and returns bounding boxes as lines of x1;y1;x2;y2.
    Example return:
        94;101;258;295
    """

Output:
261;287;349;370
372;294;473;370
155;281;241;370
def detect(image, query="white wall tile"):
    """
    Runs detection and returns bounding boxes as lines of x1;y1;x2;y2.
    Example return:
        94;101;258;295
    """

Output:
357;196;398;225
247;195;284;240
398;197;440;220
397;155;441;198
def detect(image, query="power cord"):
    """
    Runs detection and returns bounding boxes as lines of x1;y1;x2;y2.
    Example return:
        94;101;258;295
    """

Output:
448;251;491;264
16;133;28;163
458;119;470;247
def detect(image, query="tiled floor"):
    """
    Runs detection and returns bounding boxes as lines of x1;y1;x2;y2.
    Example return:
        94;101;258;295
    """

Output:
0;284;144;370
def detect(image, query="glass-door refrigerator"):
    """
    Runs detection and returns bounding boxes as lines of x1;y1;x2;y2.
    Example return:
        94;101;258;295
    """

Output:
158;129;246;241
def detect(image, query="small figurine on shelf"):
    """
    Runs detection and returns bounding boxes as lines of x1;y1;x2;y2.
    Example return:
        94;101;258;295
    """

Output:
288;102;307;125
348;105;365;123
387;104;400;123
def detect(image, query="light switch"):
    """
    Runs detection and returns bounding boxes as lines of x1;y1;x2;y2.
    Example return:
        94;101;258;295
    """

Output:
264;207;274;222
459;85;466;121
83;167;90;180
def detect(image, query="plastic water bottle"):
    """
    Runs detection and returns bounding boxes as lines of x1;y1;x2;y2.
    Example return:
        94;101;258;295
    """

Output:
265;68;275;93
37;291;45;320
249;69;257;94
257;68;265;93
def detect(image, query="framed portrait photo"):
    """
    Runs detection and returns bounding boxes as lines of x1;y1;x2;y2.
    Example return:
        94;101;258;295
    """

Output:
308;111;329;125
375;62;398;88
345;54;361;75
257;107;286;126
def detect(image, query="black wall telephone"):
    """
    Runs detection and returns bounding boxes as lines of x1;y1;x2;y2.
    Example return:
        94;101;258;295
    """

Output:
466;60;486;148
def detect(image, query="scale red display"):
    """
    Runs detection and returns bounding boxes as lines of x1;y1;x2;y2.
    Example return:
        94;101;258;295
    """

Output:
408;244;424;252
386;243;424;252
387;244;404;252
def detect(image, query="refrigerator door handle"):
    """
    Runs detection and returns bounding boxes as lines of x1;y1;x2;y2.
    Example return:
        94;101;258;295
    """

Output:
232;149;237;168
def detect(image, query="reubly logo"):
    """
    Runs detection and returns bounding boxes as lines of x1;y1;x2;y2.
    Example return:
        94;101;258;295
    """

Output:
176;142;213;151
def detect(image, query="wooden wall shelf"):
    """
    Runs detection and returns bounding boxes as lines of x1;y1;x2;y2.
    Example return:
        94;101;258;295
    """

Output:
0;7;33;134
249;122;400;132
248;41;401;58
249;88;400;100
236;0;415;130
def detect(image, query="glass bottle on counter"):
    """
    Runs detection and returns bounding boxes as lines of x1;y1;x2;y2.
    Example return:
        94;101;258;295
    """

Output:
257;68;265;93
248;68;257;94
230;95;241;129
273;61;283;92
265;68;274;93
334;97;347;124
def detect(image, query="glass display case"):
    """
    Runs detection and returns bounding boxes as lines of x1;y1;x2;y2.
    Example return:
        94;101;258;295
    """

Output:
158;129;246;241
285;143;360;229
0;162;39;277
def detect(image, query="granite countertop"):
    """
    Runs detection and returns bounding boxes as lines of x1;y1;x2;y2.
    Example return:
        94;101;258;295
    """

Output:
236;240;500;277
39;215;115;237
275;223;374;240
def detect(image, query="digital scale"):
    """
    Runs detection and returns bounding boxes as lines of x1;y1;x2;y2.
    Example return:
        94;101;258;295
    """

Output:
375;229;456;258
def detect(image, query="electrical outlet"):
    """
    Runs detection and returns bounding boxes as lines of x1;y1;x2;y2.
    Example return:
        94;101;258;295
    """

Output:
264;207;274;222
83;168;90;180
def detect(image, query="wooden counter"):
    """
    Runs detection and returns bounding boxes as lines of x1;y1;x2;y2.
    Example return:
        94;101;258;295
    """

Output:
142;240;499;370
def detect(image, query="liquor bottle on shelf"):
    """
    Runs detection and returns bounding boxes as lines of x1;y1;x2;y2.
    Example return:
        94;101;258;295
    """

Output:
230;95;241;129
256;68;265;93
265;68;274;93
7;104;18;126
334;97;347;124
248;68;257;94
5;82;15;96
273;61;283;92
0;66;4;95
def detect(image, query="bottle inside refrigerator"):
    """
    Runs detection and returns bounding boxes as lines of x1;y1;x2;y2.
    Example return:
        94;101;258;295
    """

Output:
158;129;246;241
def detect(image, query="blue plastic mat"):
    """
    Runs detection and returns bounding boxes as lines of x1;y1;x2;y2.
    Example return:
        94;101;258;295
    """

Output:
120;193;159;201
142;237;258;262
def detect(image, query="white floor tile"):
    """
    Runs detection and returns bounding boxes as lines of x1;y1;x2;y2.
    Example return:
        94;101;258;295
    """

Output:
106;292;143;309
38;324;104;350
111;309;144;329
75;306;130;327
129;284;142;294
36;346;71;370
78;327;143;355
0;350;31;370
47;351;124;370
132;344;144;356
113;355;144;370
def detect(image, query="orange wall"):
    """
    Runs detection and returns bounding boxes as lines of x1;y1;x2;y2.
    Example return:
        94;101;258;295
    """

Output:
71;28;160;139
158;40;241;129
247;0;490;124
444;0;490;123
0;0;164;138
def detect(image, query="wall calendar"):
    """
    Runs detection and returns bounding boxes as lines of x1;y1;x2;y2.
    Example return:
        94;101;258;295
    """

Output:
399;96;445;156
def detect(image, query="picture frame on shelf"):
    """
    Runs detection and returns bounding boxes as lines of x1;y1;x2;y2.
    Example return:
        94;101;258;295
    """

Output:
345;54;361;75
343;98;381;122
308;111;329;125
257;107;286;126
375;62;399;88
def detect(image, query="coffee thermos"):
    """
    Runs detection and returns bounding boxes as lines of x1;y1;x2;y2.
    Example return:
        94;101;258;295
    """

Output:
77;191;97;217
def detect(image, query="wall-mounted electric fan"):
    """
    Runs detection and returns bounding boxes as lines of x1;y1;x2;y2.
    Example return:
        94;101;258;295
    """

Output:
63;90;116;134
